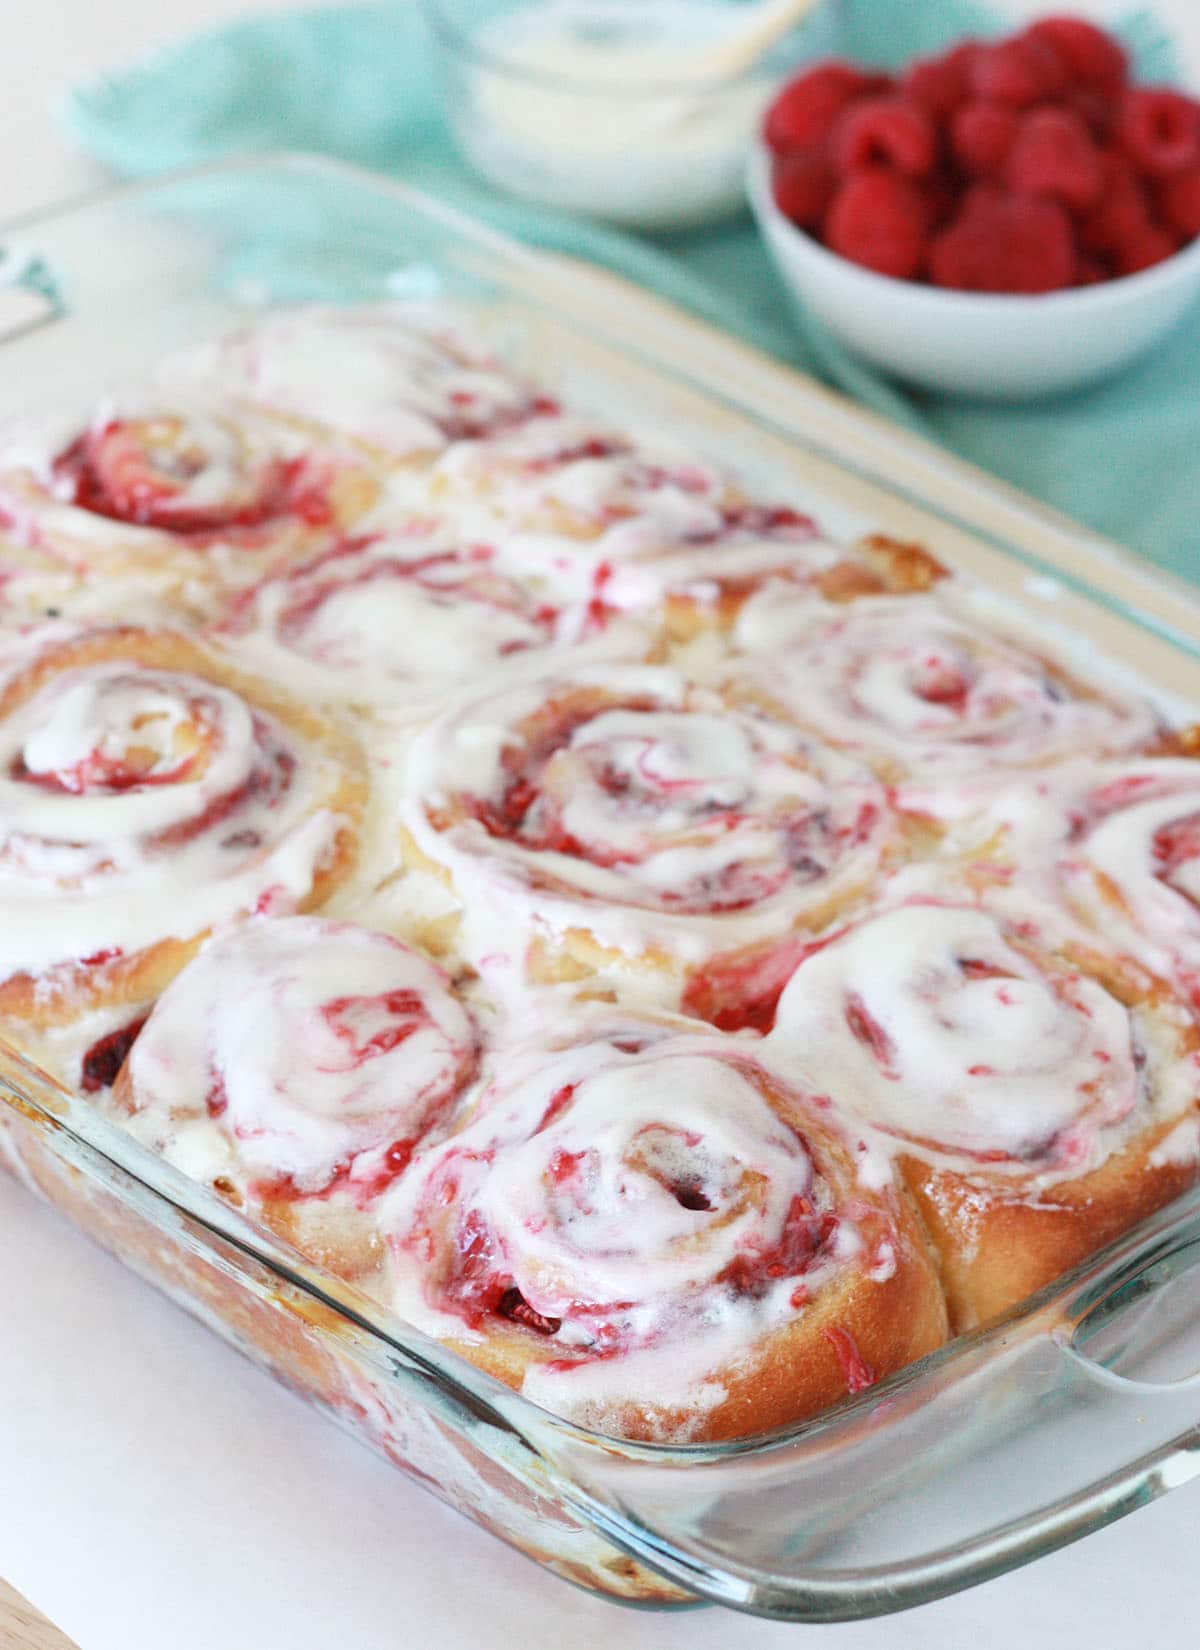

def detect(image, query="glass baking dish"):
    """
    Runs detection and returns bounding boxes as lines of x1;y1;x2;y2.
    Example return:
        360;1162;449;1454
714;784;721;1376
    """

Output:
2;154;1200;1622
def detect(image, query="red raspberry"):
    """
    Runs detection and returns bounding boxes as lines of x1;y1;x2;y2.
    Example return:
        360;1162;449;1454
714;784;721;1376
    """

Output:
771;149;834;229
969;34;1067;107
1079;149;1151;254
1114;221;1180;275
1024;17;1128;97
929;192;1075;293
1067;86;1117;142
1118;88;1200;177
902;41;980;118
1157;166;1200;239
1006;107;1103;214
1075;255;1111;285
919;170;959;230
825;167;928;279
951;101;1018;179
832;95;938;178
764;63;891;154
959;181;1006;219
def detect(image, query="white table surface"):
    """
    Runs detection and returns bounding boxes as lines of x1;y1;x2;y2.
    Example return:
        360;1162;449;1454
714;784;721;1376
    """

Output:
3;2;1200;1645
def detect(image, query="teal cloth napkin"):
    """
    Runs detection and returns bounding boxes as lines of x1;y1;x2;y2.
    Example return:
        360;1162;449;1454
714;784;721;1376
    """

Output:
63;1;1200;580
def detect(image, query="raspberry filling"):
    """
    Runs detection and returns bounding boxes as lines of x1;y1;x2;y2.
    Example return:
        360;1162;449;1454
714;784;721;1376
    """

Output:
11;678;216;796
458;689;882;915
54;418;331;537
81;1015;147;1092
268;540;562;662
420;1126;839;1345
389;1044;855;1372
1151;811;1200;895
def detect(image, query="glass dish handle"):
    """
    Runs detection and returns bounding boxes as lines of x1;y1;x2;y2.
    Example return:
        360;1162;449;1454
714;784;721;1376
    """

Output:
0;244;65;344
531;1190;1200;1621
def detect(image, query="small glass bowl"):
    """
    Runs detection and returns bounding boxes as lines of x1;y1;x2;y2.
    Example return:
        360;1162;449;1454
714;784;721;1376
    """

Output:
423;0;798;232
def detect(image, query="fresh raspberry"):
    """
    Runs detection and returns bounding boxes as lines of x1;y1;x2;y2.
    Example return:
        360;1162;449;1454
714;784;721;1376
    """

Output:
951;101;1018;179
1006;107;1103;214
929;192;1075;292
1066;86;1117;142
1156;166;1200;239
1118;88;1200;177
919;169;959;230
1078;149;1151;254
764;62;891;154
771;149;834;229
825;167;928;279
1024;17;1128;97
969;34;1067;106
1075;255;1111;285
832;95;938;178
902;41;980;118
959;181;1007;219
1114;221;1180;275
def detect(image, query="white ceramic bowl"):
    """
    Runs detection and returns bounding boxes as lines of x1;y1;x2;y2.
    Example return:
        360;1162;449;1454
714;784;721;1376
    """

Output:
747;144;1200;400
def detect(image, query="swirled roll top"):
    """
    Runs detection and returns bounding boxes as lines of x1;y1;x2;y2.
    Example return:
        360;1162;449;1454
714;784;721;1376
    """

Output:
770;903;1148;1171
734;591;1156;778
213;531;634;717
382;1024;946;1441
0;627;365;1022
1060;759;1200;1004
767;899;1200;1328
0;387;379;600
185;304;554;458
115;916;478;1197
398;662;894;988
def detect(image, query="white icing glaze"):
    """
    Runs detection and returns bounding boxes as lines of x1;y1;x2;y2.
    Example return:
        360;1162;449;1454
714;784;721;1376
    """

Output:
734;591;1155;775
383;1028;871;1426
215;529;642;716
120;916;477;1193
770;902;1145;1173
186;305;545;458
398;662;889;972
1063;760;1200;992
0;389;333;556
423;412;841;612
0;655;342;981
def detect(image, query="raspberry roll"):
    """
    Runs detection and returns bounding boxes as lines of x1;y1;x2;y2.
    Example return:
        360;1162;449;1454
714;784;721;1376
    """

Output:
734;591;1157;780
1054;758;1200;1010
425;411;899;630
396;662;897;998
214;529;638;718
382;1021;947;1441
0;393;378;597
769;900;1200;1328
189;304;554;461
0;626;365;1026
110;916;480;1278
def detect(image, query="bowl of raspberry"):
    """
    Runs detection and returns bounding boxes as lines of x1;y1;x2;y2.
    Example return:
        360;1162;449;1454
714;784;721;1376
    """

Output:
748;15;1200;398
